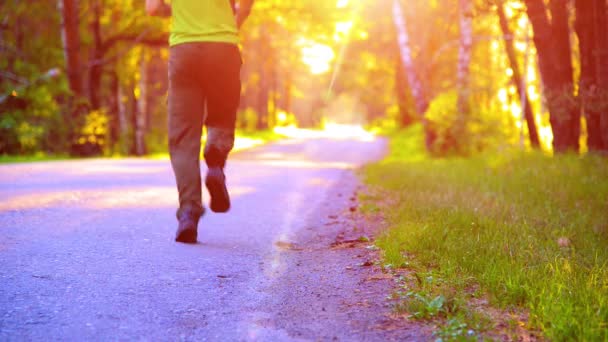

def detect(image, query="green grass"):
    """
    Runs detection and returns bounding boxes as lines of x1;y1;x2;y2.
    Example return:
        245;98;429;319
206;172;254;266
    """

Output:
235;128;287;142
0;129;287;162
363;124;608;341
0;153;70;164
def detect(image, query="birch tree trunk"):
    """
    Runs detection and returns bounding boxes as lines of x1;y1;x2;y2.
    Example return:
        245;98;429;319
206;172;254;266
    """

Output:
456;0;473;117
451;0;474;149
392;0;434;149
497;1;540;148
392;0;427;115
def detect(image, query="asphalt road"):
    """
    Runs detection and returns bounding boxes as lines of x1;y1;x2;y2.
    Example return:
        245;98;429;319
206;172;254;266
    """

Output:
0;131;429;341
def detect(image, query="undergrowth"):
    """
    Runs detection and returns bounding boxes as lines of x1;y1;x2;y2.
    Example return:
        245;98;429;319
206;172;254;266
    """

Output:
363;124;608;341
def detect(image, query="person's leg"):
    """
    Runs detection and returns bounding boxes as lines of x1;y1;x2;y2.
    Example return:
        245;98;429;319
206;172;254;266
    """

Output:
168;44;206;241
202;43;242;213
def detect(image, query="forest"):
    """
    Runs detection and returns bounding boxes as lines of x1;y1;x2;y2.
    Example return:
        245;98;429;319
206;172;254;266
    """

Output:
0;0;607;157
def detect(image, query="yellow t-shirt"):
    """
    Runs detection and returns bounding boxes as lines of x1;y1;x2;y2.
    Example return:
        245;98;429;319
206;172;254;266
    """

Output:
170;0;239;46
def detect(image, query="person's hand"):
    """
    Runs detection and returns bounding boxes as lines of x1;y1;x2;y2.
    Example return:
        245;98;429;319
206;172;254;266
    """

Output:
146;0;171;17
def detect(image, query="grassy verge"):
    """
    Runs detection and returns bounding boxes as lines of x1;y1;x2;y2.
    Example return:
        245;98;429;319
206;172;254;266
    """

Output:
0;153;70;164
1;130;284;163
362;125;608;341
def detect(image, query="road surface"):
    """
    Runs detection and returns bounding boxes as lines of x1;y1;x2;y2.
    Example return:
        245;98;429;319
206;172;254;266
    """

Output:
0;130;429;341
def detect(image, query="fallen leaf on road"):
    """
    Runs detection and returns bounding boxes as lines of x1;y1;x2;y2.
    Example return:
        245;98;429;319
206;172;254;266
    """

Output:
330;240;360;249
275;241;304;251
324;220;340;226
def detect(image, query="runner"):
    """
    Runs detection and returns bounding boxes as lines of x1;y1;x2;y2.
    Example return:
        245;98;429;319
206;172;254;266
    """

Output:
146;0;254;243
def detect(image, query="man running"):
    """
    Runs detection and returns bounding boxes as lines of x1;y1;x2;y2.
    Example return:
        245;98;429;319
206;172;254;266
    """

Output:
146;0;253;243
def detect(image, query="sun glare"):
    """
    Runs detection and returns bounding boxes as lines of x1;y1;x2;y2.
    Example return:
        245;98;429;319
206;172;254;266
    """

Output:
299;39;336;75
334;21;354;41
274;123;374;142
336;0;349;9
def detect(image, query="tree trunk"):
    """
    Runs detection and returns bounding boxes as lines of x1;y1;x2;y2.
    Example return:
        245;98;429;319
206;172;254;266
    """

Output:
269;56;278;128
453;0;474;148
117;80;129;153
456;0;473;116
600;0;608;150
392;0;434;149
395;55;415;127
256;77;269;130
575;0;608;153
525;0;579;152
58;0;83;99
88;0;103;110
283;73;292;116
135;49;148;156
255;26;270;130
58;0;93;155
497;1;540;148
108;71;120;151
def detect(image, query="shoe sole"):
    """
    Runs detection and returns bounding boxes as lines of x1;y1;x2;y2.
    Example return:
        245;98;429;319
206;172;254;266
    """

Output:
206;171;230;213
175;227;197;243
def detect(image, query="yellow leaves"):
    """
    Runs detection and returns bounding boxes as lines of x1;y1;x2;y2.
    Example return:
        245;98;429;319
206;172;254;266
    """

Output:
78;109;109;147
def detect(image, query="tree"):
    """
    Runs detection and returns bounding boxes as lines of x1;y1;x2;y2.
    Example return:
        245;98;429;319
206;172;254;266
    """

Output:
496;1;539;148
395;54;416;127
453;0;474;148
58;0;83;101
575;0;608;153
525;0;579;152
392;0;434;149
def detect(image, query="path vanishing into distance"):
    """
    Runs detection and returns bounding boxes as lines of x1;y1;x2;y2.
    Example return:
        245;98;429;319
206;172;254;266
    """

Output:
0;128;431;341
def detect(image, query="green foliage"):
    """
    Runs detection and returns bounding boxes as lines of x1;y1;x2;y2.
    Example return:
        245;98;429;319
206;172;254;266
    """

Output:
425;91;514;156
0;0;70;155
401;292;447;319
1;81;69;154
364;125;608;340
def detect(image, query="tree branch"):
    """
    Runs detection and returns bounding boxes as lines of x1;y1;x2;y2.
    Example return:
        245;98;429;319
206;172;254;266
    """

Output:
89;29;168;68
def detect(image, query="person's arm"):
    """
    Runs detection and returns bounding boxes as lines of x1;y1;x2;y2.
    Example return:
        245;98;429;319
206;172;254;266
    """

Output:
146;0;171;17
235;0;254;29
